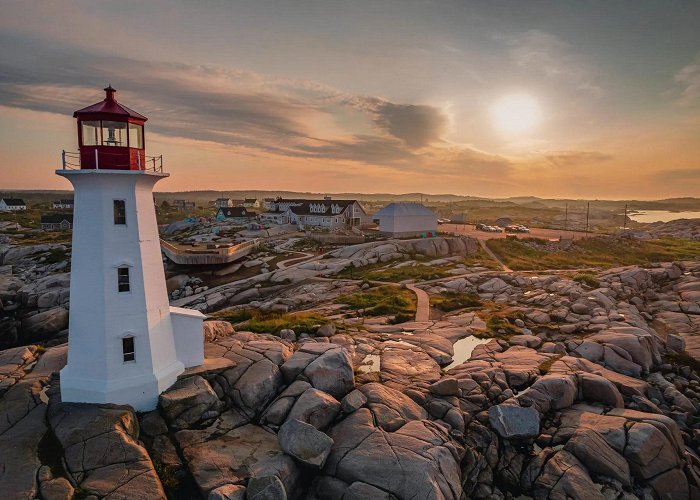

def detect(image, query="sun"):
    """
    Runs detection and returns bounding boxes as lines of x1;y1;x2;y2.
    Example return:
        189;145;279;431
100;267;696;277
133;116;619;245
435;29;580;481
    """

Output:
491;94;542;135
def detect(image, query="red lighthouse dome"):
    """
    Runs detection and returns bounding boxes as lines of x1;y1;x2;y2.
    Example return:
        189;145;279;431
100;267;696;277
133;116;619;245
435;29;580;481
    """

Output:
72;86;151;170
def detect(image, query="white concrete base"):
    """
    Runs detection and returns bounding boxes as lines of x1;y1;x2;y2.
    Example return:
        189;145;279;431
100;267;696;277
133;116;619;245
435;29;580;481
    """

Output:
60;358;184;411
170;306;205;368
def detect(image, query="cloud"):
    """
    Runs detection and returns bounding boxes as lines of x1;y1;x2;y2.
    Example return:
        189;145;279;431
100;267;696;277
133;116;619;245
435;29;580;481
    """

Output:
501;30;604;97
541;150;613;168
367;101;447;148
0;32;511;181
675;55;700;106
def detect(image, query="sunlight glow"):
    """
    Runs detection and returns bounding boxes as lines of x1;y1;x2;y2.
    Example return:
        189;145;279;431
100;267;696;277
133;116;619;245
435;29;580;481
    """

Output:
491;94;542;135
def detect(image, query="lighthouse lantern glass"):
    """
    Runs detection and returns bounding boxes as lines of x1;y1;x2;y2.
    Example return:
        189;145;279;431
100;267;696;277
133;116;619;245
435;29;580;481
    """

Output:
102;121;127;146
81;121;101;146
128;123;144;149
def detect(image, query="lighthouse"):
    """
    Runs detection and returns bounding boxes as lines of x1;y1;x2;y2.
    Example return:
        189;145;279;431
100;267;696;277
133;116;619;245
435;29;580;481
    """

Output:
58;86;204;411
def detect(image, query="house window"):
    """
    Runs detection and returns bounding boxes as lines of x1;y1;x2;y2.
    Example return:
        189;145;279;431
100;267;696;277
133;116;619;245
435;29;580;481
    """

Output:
122;336;135;362
117;267;130;292
113;200;126;224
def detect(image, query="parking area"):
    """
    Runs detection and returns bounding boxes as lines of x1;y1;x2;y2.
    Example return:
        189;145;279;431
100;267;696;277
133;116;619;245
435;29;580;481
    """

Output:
441;223;592;241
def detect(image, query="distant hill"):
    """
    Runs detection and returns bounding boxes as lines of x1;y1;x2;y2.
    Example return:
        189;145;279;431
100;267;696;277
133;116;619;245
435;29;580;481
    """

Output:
2;189;699;210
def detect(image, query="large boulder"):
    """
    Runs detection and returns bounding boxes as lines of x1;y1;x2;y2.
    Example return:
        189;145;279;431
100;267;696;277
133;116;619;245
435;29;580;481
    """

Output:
278;419;334;469
281;344;354;399
324;409;463;500
488;404;540;439
20;307;68;342
285;388;340;430
159;375;220;430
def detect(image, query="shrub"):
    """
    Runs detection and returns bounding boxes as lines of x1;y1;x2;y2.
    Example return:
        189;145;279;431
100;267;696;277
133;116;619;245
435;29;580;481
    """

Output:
573;273;600;288
431;291;482;312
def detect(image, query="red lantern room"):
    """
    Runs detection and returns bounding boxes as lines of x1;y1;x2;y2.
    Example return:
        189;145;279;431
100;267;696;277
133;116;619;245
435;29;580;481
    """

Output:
72;86;149;170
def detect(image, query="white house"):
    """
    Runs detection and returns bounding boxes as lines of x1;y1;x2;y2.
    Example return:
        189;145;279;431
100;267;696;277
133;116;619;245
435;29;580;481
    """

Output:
0;198;27;211
57;86;204;411
214;197;233;208
261;198;369;228
52;199;74;209
373;202;438;237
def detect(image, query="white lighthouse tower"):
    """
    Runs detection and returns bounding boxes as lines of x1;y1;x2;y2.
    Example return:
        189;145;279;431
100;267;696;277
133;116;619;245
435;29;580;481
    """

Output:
58;86;204;411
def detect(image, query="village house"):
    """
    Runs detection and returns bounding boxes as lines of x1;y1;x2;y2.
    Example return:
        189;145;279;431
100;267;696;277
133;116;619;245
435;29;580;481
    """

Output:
0;198;27;211
52;198;74;209
261;198;369;228
40;213;74;230
373;202;438;237
242;198;259;208
216;206;256;221
214;197;233;208
172;199;196;211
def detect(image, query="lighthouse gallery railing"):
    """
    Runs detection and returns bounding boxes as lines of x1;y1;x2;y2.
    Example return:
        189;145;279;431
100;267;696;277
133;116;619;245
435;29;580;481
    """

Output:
61;150;164;173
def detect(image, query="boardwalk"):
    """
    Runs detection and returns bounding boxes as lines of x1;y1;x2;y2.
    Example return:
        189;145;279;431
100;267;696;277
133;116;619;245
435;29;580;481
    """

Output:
161;239;258;265
406;284;431;322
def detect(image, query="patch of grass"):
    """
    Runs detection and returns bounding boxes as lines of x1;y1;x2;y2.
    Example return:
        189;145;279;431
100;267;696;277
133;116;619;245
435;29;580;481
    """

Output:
572;272;600;288
538;354;563;375
461;246;502;270
212;309;330;334
338;261;451;282
336;285;416;317
486;236;700;271
430;291;483;312
290;238;321;252
391;313;414;324
212;309;255;323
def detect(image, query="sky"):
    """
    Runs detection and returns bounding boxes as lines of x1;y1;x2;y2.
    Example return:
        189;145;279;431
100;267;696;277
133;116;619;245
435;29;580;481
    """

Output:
1;0;699;199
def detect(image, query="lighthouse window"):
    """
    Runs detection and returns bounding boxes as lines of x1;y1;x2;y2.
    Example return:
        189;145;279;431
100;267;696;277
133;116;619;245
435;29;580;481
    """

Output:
81;121;100;146
122;337;135;363
128;123;144;149
102;121;127;146
113;200;126;225
117;267;130;292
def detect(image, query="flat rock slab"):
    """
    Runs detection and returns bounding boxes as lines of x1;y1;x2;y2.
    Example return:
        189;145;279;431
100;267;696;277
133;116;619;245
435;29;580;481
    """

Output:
177;424;282;495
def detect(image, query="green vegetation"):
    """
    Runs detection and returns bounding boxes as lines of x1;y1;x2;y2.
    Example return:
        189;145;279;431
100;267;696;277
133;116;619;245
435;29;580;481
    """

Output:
430;291;483;312
486;236;700;271
338;260;451;282
572;272;600;288
37;247;70;264
461;246;502;270
472;308;524;340
212;309;330;334
290;237;322;252
335;285;416;317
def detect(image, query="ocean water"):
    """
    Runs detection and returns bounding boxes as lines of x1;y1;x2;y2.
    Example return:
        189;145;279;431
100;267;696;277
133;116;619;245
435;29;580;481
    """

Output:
628;210;700;223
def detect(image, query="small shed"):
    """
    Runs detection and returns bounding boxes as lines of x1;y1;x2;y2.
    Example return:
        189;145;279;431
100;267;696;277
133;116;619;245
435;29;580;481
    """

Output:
373;203;438;237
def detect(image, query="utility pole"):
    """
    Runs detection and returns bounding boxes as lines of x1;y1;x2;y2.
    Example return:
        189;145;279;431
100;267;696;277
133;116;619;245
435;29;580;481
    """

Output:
564;203;568;231
585;202;590;234
623;204;628;231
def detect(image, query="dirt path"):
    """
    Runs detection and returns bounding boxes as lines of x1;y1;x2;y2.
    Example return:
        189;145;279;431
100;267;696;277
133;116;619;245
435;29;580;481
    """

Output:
276;251;315;270
478;239;512;272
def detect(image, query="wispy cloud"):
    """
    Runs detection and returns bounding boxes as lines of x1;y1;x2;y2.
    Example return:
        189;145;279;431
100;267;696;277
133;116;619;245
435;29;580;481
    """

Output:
501;30;605;97
541;150;613;168
675;54;700;106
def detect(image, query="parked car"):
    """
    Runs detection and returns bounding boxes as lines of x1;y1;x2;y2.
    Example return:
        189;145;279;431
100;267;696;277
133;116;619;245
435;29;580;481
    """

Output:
437;218;451;224
505;224;530;233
